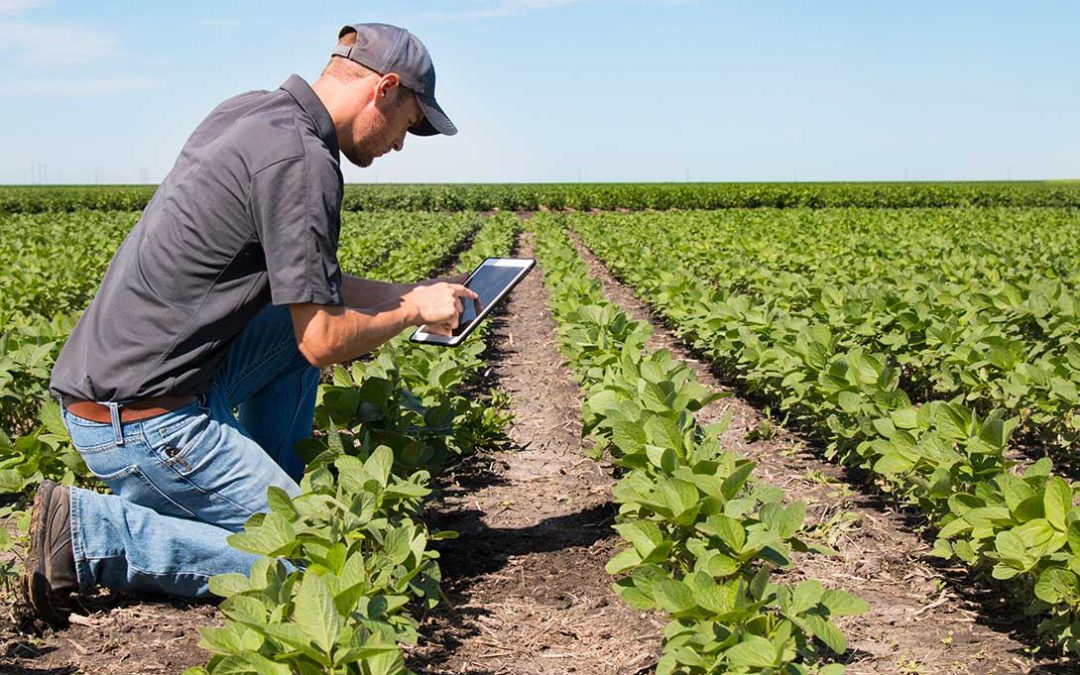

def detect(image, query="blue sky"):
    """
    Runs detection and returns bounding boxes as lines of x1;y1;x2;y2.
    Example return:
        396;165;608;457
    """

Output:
1;0;1077;184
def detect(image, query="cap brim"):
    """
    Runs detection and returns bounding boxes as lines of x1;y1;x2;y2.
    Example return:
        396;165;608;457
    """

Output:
410;94;457;136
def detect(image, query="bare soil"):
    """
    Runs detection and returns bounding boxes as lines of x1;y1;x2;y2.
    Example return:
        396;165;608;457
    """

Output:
408;232;663;673
0;594;219;674
568;230;1074;674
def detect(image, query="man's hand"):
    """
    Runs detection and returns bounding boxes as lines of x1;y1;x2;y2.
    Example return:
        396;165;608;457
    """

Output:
402;282;479;335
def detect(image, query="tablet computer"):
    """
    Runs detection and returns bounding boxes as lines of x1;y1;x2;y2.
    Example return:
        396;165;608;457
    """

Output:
409;257;535;347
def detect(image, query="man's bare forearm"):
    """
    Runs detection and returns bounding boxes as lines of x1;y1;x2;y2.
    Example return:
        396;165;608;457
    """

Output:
291;299;420;367
342;274;414;309
291;280;478;367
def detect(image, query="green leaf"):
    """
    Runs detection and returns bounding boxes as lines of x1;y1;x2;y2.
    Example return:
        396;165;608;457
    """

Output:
605;546;643;575
1034;567;1080;605
265;486;298;519
837;391;862;414
725;634;779;668
384;481;432;500
293;573;341;654
890;407;919;429
37;398;67;436
221;595;269;625
364;445;394;487
820;589;869;617
227;512;296;557
978;414;1013;448
0;469;28;493
803;613;848;655
644;444;677;474
261;623;330;664
1068;521;1080;555
612;421;647;453
935;404;971;440
332;641;403;666
1000;475;1035;514
1044;477;1073;531
644;415;684;453
720;461;755;500
778;501;806;539
359;647;406;675
197;623;264;655
208;573;252;598
873;451;913;476
658;479;701;524
789;579;824;614
654;579;696;615
994;529;1032;573
615;520;666;559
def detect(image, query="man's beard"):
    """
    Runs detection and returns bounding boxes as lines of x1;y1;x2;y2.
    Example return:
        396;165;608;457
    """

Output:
343;144;375;168
343;116;379;168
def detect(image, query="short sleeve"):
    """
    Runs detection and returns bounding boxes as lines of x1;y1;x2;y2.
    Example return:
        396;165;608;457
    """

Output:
249;154;344;306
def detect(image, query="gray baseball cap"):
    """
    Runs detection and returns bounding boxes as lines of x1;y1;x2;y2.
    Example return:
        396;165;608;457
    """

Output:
332;23;457;137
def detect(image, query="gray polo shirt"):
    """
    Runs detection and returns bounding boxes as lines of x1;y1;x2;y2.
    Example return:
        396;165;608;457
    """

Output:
50;75;345;403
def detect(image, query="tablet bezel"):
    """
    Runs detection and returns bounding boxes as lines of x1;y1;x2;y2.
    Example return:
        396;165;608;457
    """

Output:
409;257;535;347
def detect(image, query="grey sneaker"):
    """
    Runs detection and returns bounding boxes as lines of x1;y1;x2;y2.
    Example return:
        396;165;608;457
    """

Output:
23;479;79;625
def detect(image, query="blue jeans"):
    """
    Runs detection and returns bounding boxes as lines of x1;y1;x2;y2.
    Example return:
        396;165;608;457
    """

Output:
60;305;319;598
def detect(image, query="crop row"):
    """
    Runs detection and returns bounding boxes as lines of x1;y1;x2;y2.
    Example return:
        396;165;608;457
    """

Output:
531;220;866;674
186;213;517;674
563;211;1080;656
4;181;1080;214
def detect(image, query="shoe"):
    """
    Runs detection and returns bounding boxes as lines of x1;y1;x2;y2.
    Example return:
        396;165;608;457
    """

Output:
23;479;79;625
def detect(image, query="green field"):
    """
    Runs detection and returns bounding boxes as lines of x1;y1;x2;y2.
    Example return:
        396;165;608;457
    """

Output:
3;183;1080;673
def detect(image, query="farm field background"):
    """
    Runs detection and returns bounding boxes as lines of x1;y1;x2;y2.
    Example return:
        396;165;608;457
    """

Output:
2;182;1080;674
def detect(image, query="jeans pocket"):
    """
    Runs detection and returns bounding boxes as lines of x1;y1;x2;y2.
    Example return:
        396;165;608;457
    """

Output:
151;406;213;474
78;445;197;519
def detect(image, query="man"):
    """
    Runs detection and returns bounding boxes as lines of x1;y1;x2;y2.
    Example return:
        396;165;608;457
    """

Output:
23;22;477;625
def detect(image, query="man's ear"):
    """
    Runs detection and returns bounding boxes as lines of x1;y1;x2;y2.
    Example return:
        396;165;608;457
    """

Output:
374;73;402;104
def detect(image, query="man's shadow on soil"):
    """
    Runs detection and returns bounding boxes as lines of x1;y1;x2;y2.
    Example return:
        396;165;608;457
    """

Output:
410;500;620;674
430;501;616;580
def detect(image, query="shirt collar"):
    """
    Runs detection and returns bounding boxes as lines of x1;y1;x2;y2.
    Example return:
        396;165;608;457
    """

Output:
280;74;339;156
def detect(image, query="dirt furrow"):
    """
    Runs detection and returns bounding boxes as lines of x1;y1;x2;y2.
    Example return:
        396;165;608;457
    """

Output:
409;232;662;674
566;230;1068;675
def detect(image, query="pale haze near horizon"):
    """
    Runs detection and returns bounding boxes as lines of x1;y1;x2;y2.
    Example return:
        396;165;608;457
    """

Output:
1;0;1077;185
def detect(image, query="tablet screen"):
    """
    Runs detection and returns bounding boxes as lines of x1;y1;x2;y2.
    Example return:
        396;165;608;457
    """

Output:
453;262;525;336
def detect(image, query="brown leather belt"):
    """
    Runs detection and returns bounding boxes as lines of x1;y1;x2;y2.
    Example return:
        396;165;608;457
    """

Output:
64;395;198;424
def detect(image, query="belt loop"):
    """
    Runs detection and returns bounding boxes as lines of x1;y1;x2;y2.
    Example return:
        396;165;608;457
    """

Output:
107;402;124;446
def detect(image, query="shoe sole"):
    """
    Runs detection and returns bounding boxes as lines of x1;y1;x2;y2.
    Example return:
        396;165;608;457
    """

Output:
22;481;67;626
